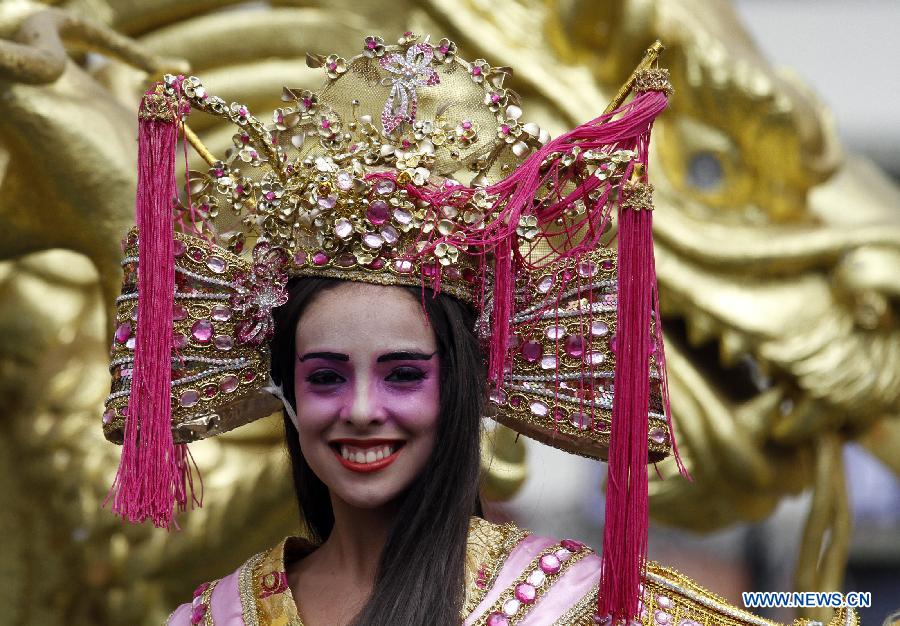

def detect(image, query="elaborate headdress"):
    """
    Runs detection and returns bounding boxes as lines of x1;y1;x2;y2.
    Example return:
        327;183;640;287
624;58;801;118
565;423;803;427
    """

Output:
103;32;681;622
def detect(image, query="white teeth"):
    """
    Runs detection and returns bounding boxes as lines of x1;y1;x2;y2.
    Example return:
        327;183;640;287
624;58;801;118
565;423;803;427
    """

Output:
338;444;398;464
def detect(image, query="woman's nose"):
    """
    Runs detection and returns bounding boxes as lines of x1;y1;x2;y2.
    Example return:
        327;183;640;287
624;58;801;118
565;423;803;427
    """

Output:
343;377;388;427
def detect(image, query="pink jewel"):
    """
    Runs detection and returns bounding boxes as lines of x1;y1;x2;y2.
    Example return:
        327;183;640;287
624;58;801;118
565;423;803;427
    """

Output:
362;233;384;249
172;304;188;321
546;325;566;340
597;421;610;432
193;582;211;599
327;62;337;71
393;208;412;225
591;321;609;336
570;412;589;430
189;248;204;262
520;340;542;363
552;408;567;422
539;553;561;574
173;240;186;257
203;385;217;399
265;191;276;201
334;253;356;267
486;613;508;626
461;120;473;130
380;224;399;244
500;124;510;135
367;200;390;225
656;596;673;610
472;67;482;76
376;179;396;195
368;257;386;269
655;610;672;625
561;539;584;552
312;251;329;266
564;335;587;358
514;582;536;604
191;319;213;343
584;351;605;365
502;599;521;617
102;409;115;424
440;45;449;54
214;335;233;351
179;390;200;408
219;375;239;393
526;569;546;586
537;275;554;293
529;400;549;417
649;427;669;445
243;370;257;382
601;260;614;270
114;322;131;343
608;333;617;354
190;603;207;625
173;333;188;350
293;251;308;266
211;305;232;322
321;119;331;129
422;263;437;278
401;139;411;149
302;97;312;108
509;396;522;408
367;40;377;50
337;171;353;190
555;547;572;561
334;219;353;239
577;260;597;277
539;355;557;369
318;194;337;209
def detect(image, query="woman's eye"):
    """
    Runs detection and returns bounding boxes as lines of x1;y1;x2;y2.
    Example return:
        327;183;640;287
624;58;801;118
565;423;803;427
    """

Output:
306;370;345;385
386;367;427;383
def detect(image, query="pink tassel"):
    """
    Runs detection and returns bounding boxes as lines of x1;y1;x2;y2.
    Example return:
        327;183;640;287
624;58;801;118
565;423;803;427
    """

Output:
599;169;654;621
106;85;186;528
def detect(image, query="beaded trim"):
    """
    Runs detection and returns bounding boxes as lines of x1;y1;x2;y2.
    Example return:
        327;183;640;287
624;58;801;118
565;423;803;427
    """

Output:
138;85;178;122
621;181;654;212
239;551;267;626
464;519;531;617
634;68;674;95
471;540;592;626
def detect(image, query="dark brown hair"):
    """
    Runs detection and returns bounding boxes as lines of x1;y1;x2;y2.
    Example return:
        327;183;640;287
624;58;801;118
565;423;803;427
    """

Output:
270;277;485;625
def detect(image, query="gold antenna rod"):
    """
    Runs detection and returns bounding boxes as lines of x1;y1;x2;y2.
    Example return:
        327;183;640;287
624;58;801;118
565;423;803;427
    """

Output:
182;123;217;166
603;40;664;115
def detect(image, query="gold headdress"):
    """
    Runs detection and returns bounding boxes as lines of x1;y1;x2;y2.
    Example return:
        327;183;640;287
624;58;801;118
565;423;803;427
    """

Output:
104;32;676;622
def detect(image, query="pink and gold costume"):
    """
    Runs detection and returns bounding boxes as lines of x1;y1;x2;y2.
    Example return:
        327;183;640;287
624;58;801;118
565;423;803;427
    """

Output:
167;518;856;626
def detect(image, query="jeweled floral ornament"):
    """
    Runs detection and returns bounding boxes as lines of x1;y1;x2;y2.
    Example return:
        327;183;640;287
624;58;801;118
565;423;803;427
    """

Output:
103;33;682;623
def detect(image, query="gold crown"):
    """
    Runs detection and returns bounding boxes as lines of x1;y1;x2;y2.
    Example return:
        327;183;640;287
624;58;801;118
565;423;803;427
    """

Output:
104;32;674;462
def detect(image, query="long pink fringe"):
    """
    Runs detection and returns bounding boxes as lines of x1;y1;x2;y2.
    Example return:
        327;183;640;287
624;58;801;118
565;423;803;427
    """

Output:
106;89;184;528
599;178;654;620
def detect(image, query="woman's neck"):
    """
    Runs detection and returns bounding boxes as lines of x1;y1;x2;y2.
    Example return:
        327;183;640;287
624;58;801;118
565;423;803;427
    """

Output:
316;493;400;584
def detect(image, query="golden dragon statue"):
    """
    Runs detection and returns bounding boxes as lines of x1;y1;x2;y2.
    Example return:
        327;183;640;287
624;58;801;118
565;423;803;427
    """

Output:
0;0;897;623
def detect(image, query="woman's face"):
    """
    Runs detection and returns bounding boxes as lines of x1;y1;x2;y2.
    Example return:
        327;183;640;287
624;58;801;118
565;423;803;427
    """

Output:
293;282;441;510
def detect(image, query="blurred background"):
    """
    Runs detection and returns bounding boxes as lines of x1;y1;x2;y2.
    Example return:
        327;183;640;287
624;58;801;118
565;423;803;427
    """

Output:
0;0;897;624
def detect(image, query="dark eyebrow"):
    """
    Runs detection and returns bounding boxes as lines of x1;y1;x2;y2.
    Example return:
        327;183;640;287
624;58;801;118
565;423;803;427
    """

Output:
376;351;437;363
298;351;349;362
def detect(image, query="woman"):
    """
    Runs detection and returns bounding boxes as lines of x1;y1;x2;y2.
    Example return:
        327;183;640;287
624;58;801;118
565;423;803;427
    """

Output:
103;32;855;626
166;277;606;624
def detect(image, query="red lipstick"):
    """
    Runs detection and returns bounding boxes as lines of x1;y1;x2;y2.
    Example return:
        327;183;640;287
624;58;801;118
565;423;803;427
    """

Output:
331;440;404;473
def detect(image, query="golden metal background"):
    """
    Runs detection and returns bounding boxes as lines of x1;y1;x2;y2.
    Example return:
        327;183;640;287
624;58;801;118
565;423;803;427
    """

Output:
0;0;897;623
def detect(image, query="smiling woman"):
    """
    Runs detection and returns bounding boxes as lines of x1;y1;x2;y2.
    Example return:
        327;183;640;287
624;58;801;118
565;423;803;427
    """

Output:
268;277;484;624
